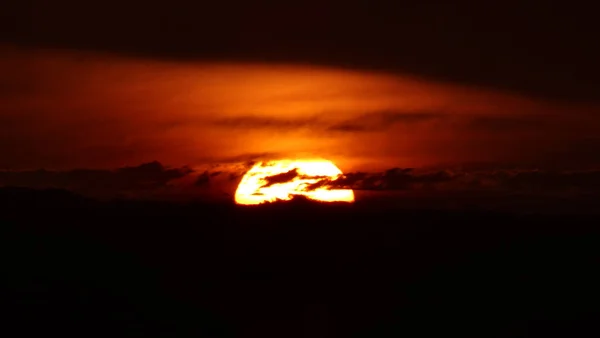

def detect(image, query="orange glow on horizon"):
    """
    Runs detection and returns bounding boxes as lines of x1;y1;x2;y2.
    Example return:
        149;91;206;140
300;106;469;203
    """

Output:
234;159;354;205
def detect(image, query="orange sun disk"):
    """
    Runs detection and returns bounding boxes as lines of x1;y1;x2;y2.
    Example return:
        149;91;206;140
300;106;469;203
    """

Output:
234;159;355;205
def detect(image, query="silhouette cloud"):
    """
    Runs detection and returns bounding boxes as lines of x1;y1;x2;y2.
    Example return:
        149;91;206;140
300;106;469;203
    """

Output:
3;160;600;202
303;167;600;194
194;171;211;187
303;168;454;191
260;169;299;188
0;161;193;198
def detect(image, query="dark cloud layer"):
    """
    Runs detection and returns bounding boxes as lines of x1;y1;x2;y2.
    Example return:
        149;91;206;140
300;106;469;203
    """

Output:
194;171;211;187
326;112;442;132
306;168;454;191
0;161;193;198
3;157;600;201
302;167;600;195
1;160;600;215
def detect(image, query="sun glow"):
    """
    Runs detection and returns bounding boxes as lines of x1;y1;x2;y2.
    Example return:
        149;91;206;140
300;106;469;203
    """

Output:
234;159;355;205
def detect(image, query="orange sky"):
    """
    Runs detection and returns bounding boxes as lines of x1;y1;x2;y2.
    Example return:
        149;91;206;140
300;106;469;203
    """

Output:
1;46;598;172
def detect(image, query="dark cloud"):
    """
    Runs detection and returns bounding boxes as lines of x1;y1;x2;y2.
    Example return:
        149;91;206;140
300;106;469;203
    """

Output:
228;172;242;181
304;167;600;195
3;160;600;202
212;111;442;134
193;170;225;187
0;161;193;198
306;168;455;191
305;172;370;191
260;169;299;188
212;116;318;130
115;161;192;182
195;171;211;187
328;111;443;132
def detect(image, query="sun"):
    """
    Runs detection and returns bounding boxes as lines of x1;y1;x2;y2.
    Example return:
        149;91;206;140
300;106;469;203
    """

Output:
234;159;355;205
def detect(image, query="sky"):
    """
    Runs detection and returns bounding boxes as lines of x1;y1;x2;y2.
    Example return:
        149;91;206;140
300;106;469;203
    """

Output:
1;46;598;171
1;0;599;205
2;1;598;101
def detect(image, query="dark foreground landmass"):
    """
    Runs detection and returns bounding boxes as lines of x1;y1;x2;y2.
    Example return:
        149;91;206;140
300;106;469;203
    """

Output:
1;187;599;338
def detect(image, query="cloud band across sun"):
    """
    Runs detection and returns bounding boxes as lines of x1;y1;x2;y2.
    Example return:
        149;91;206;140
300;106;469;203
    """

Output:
234;159;355;205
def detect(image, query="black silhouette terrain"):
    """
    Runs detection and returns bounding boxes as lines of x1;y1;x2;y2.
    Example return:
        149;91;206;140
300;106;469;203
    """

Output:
1;187;599;337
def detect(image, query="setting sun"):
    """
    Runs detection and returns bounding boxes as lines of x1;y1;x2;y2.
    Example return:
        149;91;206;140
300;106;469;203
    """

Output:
234;159;355;205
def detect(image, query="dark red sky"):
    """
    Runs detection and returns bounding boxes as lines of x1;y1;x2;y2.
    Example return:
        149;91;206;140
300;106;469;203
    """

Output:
0;0;599;173
2;0;598;101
